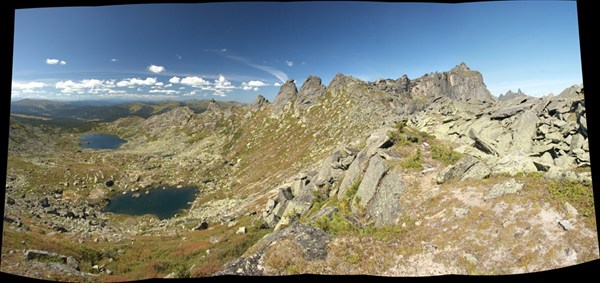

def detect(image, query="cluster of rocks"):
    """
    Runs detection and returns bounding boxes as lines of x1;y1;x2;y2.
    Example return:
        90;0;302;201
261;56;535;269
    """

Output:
410;84;589;181
261;127;411;230
3;184;113;237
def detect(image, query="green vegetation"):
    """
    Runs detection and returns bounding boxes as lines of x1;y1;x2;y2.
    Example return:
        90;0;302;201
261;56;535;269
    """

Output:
430;142;463;165
400;148;423;169
547;179;595;217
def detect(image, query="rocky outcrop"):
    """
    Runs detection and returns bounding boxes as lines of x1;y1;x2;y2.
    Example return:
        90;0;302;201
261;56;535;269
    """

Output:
352;155;388;210
410;63;495;102
296;76;326;110
435;156;490;184
410;84;589;181
271;80;297;114
250;95;268;111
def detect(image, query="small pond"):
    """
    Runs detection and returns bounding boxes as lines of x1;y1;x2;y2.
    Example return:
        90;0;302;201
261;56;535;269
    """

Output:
80;133;126;149
103;186;198;220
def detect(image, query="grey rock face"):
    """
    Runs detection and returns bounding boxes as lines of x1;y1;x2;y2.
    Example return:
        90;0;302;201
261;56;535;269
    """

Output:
490;101;534;120
468;129;498;156
338;149;370;199
271;80;298;114
410;63;494;102
250;95;268;111
435;156;484;184
66;256;80;271
353;155;388;210
483;179;523;201
367;171;404;227
296;76;326;110
509;110;538;153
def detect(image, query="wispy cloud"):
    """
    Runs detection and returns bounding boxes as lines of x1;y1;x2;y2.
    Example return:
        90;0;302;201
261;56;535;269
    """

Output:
286;60;294;67
111;58;118;62
176;54;182;60
46;58;66;65
12;81;46;90
147;65;165;74
221;53;289;83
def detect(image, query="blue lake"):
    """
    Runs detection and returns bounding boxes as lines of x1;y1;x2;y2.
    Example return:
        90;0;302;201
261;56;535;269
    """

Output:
80;133;126;149
103;186;198;220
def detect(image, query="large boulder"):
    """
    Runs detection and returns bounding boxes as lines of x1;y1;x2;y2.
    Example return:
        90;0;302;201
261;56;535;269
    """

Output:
366;171;404;226
435;156;487;184
509;110;538;153
337;149;370;199
468;129;498;156
352;155;388;210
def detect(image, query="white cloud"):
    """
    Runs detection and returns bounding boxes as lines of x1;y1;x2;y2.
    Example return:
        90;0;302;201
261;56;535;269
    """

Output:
247;80;267;87
286;60;293;67
111;58;118;62
12;81;46;90
241;80;267;91
169;77;181;84
54;79;116;94
155;82;164;86
147;65;165;74
165;83;173;87
214;75;234;89
274;82;281;87
221;49;227;52
176;54;182;60
181;76;211;88
116;77;157;87
46;58;66;65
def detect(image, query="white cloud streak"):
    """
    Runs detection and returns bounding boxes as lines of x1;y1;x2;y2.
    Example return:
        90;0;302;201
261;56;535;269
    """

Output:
12;81;46;90
222;54;289;83
286;60;294;67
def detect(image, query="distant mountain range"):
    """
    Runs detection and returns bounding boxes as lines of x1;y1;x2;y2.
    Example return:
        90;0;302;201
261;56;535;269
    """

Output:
10;98;241;123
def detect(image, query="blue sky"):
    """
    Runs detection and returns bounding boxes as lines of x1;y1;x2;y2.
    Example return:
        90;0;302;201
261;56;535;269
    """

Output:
11;1;582;103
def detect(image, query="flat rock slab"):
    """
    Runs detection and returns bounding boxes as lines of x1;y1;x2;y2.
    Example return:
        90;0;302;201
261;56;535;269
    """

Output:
484;179;523;201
